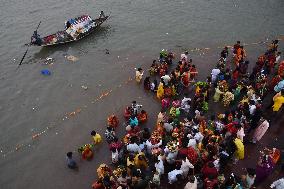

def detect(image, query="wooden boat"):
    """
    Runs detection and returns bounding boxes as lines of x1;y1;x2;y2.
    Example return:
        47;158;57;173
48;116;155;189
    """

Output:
29;13;109;47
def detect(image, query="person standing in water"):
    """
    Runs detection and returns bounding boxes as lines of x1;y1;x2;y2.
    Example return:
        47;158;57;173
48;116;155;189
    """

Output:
135;68;144;83
66;152;77;169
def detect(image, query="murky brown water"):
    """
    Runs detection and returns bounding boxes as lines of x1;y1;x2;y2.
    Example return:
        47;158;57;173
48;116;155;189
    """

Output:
0;0;283;188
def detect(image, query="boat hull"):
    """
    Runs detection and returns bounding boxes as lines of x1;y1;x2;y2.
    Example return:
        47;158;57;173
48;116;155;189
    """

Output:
31;16;109;47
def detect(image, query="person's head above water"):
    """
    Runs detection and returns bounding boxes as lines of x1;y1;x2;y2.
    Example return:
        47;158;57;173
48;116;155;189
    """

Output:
91;130;97;136
67;152;73;158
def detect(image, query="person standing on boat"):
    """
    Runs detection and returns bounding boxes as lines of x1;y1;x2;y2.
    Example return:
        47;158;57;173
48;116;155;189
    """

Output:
94;11;106;26
65;21;71;30
99;11;106;19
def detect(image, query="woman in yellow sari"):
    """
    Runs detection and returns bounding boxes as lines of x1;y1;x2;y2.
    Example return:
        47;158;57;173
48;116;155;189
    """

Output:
156;82;164;99
234;138;244;160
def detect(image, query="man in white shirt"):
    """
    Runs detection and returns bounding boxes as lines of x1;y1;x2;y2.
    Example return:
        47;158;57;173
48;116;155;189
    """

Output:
270;177;284;189
168;169;183;184
211;67;221;83
145;139;162;154
187;135;197;149
127;140;141;153
215;121;224;132
181;95;191;113
181;51;189;62
155;155;165;175
184;175;197;189
163;122;173;133
249;101;256;115
194;131;204;143
275;52;281;64
161;74;171;86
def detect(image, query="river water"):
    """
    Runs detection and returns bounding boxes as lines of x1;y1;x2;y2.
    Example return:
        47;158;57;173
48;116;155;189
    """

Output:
0;0;283;188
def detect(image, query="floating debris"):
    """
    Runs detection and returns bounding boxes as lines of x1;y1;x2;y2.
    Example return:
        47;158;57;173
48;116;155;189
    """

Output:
43;57;54;65
66;55;79;62
41;69;51;76
81;85;88;90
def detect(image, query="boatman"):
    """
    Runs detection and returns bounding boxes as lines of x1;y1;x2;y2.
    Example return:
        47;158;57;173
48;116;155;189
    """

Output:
31;30;42;46
99;11;106;19
94;11;106;26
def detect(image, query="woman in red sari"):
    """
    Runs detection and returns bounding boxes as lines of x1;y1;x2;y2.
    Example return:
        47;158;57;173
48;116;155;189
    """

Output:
278;61;284;77
137;110;148;123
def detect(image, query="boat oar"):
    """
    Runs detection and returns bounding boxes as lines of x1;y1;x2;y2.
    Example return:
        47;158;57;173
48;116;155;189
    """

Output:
19;47;29;66
18;21;41;66
35;21;42;31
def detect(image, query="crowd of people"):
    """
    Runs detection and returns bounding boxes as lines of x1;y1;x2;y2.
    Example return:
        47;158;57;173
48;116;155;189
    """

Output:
66;40;284;189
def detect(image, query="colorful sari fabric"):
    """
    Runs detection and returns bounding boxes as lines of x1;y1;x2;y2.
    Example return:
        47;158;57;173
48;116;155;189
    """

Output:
172;85;177;96
269;75;281;91
278;61;284;76
223;91;234;107
181;72;190;87
161;98;170;109
164;86;172;97
137;112;148;123
213;87;224;102
234;138;244;160
256;156;274;183
157;83;164;99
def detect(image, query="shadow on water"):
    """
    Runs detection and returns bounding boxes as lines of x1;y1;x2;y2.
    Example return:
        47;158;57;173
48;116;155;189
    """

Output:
25;25;112;65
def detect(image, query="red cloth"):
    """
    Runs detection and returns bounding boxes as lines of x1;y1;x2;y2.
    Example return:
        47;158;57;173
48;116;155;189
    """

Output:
232;70;239;80
82;148;93;160
109;141;123;151
124;108;131;120
92;182;104;189
226;122;238;135
178;147;198;165
137;112;148;123
269;75;281;90
181;72;190;87
187;147;198;165
178;148;188;157
201;162;218;179
204;178;218;189
278;62;284;76
190;68;197;79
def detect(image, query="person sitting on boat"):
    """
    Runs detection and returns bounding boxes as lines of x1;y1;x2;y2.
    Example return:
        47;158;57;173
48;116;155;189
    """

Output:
31;30;42;45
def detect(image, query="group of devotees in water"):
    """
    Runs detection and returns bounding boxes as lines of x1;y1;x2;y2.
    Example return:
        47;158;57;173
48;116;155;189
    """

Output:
66;39;284;189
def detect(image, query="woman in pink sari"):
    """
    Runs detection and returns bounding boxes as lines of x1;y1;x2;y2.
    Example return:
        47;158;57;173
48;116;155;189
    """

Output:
252;118;269;143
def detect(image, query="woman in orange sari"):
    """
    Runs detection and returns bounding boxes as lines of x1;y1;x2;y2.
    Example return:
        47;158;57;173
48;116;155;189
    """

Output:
137;110;148;123
181;69;190;88
107;115;119;128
